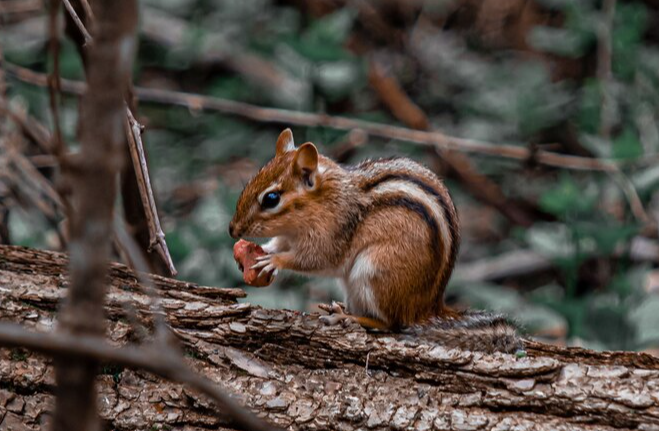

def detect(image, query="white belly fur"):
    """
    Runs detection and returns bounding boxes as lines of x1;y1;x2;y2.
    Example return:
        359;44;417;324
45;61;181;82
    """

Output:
339;251;384;320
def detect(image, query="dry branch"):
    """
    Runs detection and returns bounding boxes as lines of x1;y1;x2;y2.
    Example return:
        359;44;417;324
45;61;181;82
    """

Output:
0;323;280;431
50;1;137;430
47;0;65;159
0;101;52;154
0;45;10;246
1;245;659;431
0;0;42;14
125;109;177;276
4;135;63;220
62;0;92;46
597;0;617;140
4;62;637;173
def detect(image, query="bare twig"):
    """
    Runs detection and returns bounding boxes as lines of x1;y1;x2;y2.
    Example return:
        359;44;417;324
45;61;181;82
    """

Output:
3;147;68;247
593;0;649;227
0;40;11;245
597;0;617;140
0;101;52;153
5;62;640;173
78;0;94;24
5;137;64;217
47;0;65;160
0;43;5;99
368;57;429;130
329;128;368;162
62;0;92;46
27;154;58;167
114;214;170;342
0;0;42;14
453;249;553;283
125;109;177;276
454;236;659;283
0;323;281;431
609;169;653;226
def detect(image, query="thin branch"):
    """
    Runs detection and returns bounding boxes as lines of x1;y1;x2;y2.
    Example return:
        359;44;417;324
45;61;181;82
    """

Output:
4;62;633;173
125;109;177;276
78;0;94;24
62;0;92;46
0;101;52;153
368;57;429;130
27;154;58;167
608;168;653;226
0;323;281;431
594;0;651;227
5;136;64;216
0;44;10;246
0;0;42;14
114;214;171;342
131;92;621;172
47;0;66;160
597;0;617;139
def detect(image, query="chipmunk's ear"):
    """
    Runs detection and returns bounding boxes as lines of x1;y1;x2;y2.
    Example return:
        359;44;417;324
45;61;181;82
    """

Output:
293;142;318;187
275;128;295;155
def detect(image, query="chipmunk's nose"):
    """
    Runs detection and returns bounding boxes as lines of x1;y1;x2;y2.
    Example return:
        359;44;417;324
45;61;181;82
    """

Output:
229;221;242;239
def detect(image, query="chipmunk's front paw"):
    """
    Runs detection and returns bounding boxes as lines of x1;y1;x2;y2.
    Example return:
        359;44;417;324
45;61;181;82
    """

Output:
251;254;280;278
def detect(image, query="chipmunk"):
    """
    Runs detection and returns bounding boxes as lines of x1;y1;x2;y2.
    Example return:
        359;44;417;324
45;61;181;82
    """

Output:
229;129;523;353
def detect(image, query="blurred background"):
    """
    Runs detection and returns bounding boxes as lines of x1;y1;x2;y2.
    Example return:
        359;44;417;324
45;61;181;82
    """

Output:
2;0;659;352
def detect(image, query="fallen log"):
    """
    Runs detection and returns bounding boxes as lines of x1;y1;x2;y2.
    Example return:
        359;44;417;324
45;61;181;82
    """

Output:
0;245;658;431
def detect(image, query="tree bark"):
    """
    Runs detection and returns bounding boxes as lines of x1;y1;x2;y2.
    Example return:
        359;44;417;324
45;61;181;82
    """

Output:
0;245;658;431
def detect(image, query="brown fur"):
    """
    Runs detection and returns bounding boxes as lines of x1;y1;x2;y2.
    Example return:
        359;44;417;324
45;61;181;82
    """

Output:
230;129;521;353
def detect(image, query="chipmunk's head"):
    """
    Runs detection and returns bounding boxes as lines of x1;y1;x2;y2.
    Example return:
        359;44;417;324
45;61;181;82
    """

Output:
229;128;324;239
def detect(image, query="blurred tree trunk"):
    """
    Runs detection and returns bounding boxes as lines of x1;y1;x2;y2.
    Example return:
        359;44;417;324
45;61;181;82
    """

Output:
0;245;658;431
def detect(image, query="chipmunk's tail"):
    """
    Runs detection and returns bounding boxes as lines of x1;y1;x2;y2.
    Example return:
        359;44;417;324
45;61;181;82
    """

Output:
403;310;524;354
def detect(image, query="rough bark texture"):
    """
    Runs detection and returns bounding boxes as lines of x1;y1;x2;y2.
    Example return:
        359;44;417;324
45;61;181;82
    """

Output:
0;245;658;431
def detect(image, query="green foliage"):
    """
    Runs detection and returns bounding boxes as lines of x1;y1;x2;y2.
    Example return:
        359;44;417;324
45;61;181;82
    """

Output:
613;2;648;81
577;79;604;135
612;127;643;160
298;8;357;59
539;174;597;216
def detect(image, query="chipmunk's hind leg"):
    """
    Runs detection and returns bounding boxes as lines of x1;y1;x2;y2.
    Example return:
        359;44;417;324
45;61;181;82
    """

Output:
319;301;389;330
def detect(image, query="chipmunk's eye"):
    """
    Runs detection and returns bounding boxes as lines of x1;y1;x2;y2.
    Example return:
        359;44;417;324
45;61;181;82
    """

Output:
261;191;281;209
